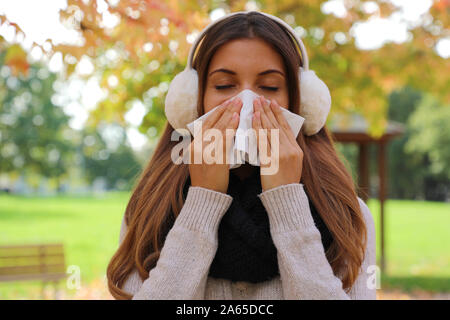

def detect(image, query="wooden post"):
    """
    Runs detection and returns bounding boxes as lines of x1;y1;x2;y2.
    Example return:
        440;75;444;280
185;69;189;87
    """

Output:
378;141;387;274
358;143;370;202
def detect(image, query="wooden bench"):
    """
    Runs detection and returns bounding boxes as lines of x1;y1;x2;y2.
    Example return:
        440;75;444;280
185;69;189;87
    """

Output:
0;243;67;299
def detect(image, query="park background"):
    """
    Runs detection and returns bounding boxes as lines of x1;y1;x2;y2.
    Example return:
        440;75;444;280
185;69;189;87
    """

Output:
0;0;449;299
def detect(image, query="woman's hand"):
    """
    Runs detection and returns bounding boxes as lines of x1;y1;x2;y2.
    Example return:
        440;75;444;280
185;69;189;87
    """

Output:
252;96;303;191
188;97;243;193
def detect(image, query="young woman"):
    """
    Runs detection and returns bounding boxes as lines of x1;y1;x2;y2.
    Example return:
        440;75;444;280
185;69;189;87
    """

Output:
107;11;376;300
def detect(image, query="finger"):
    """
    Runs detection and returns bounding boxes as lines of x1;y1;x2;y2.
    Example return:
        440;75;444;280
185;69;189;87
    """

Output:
260;96;279;129
255;98;276;158
201;98;233;131
225;106;241;135
270;99;298;145
261;97;295;150
223;107;240;145
262;97;293;151
260;97;292;147
224;111;240;164
252;109;262;147
256;97;296;161
211;98;241;165
252;110;271;165
254;97;274;147
214;97;242;132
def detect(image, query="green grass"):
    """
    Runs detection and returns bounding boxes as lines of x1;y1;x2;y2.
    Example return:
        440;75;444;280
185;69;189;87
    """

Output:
0;192;130;299
366;198;450;292
0;193;449;299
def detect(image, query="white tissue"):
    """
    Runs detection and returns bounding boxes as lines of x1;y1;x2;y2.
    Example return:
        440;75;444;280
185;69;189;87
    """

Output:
186;89;305;169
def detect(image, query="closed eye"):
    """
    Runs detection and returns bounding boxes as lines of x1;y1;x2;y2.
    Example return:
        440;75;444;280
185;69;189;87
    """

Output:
215;85;279;92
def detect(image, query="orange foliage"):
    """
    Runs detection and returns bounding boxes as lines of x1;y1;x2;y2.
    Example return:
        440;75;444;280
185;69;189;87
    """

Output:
1;1;448;137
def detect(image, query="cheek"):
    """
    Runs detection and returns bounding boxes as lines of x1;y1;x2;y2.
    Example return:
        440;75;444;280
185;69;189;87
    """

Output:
203;88;220;113
203;87;235;113
279;97;289;109
263;91;289;110
277;89;289;109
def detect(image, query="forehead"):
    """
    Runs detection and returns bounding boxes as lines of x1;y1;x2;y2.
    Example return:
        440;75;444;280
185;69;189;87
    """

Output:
207;37;285;73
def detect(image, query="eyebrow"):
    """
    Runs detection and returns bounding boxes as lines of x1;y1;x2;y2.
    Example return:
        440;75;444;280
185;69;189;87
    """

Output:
208;68;285;77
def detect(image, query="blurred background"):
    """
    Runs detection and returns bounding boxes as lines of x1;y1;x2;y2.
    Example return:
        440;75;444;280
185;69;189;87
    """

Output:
0;0;448;300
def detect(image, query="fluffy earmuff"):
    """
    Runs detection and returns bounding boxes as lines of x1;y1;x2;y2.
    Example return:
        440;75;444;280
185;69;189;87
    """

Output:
164;67;199;131
298;67;332;136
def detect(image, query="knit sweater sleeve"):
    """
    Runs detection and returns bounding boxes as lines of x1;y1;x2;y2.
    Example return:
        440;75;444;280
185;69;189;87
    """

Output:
117;186;233;300
258;183;377;300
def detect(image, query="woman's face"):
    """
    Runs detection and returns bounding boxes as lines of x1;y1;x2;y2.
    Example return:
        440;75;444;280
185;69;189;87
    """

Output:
203;37;289;114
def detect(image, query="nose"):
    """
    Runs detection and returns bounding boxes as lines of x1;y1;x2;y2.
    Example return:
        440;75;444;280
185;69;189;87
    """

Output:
238;88;264;100
242;86;261;97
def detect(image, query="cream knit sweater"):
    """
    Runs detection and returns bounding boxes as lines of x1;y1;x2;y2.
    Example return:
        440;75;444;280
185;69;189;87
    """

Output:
117;183;377;300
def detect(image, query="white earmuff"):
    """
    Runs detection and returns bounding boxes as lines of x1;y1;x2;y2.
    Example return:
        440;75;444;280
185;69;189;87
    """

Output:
164;67;199;131
298;67;332;135
164;10;331;136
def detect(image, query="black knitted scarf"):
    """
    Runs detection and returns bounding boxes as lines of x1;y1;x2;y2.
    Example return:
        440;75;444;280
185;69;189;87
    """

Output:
181;167;334;284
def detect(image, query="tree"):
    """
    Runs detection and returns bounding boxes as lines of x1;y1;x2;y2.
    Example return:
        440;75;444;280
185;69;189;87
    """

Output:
0;16;29;77
405;93;450;200
0;57;76;189
0;46;142;192
3;0;448;138
79;123;142;190
386;86;425;199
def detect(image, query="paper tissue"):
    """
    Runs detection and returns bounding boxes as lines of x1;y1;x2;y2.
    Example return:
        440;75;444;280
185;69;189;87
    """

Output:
186;89;305;168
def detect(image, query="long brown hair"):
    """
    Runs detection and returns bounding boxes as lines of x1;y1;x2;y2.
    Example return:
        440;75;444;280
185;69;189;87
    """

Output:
107;11;367;299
